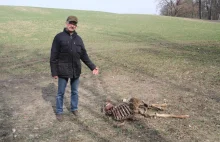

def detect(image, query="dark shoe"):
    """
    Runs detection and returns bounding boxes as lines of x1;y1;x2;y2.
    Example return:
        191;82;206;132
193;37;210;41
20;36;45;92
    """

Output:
56;114;63;122
72;110;79;116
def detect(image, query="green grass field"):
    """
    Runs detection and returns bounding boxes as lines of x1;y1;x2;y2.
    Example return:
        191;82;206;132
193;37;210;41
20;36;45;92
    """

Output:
0;6;220;142
1;6;219;89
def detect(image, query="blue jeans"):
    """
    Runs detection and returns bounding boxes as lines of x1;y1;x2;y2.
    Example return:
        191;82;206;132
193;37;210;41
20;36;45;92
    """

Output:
56;77;80;114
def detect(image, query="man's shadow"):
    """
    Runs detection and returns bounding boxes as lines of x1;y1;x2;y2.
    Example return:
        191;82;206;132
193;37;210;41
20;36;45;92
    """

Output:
41;82;72;114
41;83;57;114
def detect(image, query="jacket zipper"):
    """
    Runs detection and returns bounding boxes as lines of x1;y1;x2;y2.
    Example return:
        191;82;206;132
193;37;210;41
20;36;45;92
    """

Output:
70;35;74;78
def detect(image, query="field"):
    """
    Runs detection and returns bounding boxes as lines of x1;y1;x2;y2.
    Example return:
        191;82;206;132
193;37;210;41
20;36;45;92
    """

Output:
0;6;220;142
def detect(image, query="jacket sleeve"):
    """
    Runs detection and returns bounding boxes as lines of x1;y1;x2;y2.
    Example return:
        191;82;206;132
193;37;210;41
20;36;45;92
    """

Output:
80;39;96;71
50;35;60;76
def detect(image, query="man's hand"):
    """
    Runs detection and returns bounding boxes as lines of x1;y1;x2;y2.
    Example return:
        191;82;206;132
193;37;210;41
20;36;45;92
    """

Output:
53;76;58;79
92;67;99;75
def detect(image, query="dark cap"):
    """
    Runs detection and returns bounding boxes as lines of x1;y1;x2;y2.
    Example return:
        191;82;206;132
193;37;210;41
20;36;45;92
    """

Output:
66;16;78;23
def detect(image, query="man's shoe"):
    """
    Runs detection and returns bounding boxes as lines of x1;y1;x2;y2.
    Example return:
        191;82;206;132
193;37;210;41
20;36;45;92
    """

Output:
72;110;79;116
56;114;63;122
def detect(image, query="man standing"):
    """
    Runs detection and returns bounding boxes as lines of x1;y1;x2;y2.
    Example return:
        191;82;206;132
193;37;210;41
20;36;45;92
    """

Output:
50;16;99;121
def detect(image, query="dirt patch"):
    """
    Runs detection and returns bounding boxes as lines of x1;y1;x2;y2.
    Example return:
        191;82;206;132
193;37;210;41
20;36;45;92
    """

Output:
0;66;219;142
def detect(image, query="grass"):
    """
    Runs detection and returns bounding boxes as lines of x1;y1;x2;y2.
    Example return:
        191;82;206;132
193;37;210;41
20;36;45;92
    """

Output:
0;5;219;96
0;5;219;89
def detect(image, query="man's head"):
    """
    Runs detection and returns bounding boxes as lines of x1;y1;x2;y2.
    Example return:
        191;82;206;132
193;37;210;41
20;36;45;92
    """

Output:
66;16;78;32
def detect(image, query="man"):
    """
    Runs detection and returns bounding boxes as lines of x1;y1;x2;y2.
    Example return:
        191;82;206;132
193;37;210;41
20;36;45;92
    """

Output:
50;16;99;121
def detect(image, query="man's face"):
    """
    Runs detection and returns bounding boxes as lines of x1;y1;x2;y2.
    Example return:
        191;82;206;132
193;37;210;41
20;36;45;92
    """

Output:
66;21;77;32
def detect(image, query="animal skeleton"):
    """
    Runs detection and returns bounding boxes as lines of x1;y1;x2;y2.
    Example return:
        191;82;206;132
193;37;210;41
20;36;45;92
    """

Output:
105;102;133;121
104;97;189;121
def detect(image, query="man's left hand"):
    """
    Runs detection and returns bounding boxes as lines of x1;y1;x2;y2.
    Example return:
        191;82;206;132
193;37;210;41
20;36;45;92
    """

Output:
92;67;99;75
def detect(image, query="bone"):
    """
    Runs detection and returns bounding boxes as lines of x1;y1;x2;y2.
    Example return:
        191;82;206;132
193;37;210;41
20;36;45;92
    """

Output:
147;113;189;119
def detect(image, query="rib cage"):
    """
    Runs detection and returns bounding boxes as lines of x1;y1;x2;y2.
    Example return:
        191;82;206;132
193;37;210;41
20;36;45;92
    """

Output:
106;103;133;121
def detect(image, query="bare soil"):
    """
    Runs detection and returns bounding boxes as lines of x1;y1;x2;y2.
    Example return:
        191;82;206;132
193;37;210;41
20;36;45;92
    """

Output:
0;65;219;142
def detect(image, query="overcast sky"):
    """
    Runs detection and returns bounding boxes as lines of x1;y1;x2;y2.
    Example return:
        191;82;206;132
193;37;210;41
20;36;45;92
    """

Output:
0;0;158;15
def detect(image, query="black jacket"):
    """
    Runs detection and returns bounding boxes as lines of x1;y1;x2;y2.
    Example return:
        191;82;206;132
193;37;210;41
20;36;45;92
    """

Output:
50;28;96;78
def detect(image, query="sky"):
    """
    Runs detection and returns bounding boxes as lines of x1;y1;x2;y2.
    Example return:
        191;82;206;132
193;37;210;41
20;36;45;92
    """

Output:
0;0;158;15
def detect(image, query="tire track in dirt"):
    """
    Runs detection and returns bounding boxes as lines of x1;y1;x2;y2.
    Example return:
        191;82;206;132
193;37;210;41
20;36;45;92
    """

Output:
0;58;48;71
0;82;14;141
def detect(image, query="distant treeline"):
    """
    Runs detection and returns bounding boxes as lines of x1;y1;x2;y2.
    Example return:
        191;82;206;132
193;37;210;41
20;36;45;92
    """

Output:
157;0;220;20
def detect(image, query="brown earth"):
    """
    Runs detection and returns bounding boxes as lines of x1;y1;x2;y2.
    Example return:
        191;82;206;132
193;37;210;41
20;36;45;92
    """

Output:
0;63;220;142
